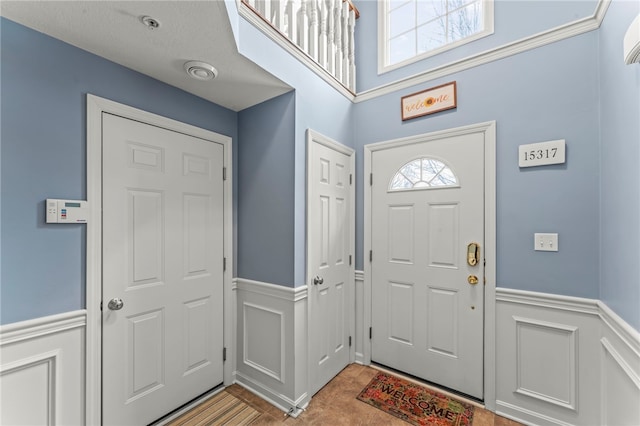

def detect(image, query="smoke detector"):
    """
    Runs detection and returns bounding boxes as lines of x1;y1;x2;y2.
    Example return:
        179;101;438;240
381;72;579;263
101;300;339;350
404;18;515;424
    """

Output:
184;61;218;81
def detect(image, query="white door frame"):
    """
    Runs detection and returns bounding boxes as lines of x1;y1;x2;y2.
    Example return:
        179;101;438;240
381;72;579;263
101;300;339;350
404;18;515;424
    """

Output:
306;129;356;391
85;94;234;425
363;121;496;410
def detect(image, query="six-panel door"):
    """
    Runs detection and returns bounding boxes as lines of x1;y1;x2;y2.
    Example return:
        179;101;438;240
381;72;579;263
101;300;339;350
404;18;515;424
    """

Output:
102;113;224;425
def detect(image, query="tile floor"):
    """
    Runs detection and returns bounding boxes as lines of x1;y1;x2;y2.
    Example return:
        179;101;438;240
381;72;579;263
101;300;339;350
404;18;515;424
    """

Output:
225;364;524;425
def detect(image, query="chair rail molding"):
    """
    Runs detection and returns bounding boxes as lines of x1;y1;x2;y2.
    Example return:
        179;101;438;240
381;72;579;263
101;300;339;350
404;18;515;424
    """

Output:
0;311;86;426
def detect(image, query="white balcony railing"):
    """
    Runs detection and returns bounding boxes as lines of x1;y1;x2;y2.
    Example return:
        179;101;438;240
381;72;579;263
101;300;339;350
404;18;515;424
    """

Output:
242;0;358;92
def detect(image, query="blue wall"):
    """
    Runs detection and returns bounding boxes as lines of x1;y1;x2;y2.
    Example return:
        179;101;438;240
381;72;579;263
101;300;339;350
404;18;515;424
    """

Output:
598;0;640;330
3;0;638;331
353;31;601;299
238;92;296;285
228;2;355;286
0;18;238;324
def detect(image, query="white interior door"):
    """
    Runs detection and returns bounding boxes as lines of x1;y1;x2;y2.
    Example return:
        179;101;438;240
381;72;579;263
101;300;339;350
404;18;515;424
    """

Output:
102;113;224;425
371;131;485;399
307;130;355;396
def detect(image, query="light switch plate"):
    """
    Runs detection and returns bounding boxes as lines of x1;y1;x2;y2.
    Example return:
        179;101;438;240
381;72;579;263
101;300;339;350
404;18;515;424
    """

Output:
534;233;558;252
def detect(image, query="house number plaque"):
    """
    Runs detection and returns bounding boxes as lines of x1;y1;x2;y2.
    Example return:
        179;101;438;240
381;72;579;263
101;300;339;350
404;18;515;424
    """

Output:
519;139;566;168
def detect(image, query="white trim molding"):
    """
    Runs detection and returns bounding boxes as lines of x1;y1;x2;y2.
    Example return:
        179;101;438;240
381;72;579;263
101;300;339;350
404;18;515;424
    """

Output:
357;0;611;102
0;310;86;346
496;288;640;426
354;270;365;365
86;94;235;426
234;278;309;417
237;0;609;103
0;311;86;426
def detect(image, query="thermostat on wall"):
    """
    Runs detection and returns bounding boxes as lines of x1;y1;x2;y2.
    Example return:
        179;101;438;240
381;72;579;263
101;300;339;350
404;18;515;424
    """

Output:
46;199;88;223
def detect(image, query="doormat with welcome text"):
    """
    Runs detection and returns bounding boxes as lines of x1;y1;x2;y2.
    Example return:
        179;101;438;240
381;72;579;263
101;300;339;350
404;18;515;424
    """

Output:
356;372;474;426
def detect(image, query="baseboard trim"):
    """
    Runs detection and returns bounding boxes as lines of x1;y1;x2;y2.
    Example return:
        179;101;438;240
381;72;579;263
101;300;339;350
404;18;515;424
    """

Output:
0;310;86;346
234;371;308;417
496;400;575;426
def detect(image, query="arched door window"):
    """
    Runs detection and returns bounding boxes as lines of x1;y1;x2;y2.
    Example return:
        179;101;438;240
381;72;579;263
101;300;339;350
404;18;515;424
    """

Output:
389;157;458;191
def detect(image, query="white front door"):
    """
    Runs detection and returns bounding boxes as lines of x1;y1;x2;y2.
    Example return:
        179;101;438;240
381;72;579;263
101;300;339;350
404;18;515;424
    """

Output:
102;113;224;425
371;131;485;399
307;130;355;396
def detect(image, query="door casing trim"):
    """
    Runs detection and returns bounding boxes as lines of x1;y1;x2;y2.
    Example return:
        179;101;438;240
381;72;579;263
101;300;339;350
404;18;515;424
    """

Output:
363;121;496;410
85;94;234;425
305;129;356;396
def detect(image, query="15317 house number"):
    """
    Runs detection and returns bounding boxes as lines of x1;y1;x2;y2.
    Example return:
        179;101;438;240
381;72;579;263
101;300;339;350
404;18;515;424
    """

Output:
519;140;566;168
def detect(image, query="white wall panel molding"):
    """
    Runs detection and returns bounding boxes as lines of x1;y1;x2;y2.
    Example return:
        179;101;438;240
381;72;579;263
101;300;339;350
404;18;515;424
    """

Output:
0;312;85;426
496;288;640;425
355;0;611;103
513;316;578;411
1;351;58;425
242;302;286;382
235;278;309;416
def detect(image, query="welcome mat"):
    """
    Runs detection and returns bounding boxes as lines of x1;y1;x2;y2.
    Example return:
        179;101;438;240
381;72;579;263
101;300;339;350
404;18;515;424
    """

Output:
357;372;474;426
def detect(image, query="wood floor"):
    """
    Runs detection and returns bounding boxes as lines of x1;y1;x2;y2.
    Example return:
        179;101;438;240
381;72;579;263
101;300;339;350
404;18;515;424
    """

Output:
223;364;524;425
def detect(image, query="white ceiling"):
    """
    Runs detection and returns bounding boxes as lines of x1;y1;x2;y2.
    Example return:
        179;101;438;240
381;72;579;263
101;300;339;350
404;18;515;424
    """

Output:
1;1;292;112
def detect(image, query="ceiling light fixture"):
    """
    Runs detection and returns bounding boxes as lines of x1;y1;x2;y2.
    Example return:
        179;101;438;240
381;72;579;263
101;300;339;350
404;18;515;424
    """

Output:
184;61;218;81
140;15;160;30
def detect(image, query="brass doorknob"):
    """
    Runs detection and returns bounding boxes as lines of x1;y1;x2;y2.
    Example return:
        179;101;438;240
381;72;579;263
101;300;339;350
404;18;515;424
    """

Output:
467;275;479;285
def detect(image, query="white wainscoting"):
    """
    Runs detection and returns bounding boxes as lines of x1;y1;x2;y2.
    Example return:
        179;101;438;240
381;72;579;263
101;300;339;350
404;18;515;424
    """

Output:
0;310;86;426
234;278;309;416
496;289;640;425
598;301;640;426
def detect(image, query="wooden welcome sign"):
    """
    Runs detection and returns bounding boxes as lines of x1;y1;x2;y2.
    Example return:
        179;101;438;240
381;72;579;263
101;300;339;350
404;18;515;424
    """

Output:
401;81;457;121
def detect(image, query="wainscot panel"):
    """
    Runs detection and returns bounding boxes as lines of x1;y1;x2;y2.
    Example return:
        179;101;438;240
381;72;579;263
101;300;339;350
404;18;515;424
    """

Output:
0;310;86;426
598;301;640;426
496;288;640;425
234;278;309;417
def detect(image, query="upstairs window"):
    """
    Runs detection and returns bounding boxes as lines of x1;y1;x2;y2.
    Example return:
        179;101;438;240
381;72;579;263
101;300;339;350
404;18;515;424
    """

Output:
379;0;494;72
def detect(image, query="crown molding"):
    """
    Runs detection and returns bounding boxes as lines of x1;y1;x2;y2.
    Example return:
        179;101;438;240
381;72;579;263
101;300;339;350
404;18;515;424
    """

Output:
237;0;609;103
355;0;610;103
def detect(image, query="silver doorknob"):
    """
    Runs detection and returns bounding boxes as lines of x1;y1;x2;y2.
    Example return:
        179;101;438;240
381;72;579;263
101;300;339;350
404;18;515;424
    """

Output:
107;298;124;311
313;276;324;285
